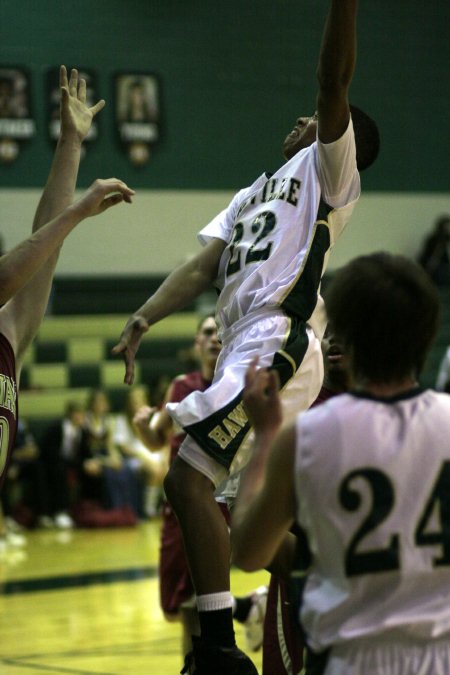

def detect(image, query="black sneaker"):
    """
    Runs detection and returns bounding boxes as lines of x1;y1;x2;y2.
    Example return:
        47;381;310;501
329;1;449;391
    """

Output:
180;637;258;675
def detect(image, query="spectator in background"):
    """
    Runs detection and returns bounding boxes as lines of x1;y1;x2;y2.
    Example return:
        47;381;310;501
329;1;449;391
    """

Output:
436;345;450;393
39;401;86;528
1;418;47;529
112;386;168;518
79;389;122;504
418;214;450;287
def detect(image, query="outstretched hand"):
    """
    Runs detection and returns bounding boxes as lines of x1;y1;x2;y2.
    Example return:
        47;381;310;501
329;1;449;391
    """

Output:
73;178;135;219
243;357;283;436
112;315;150;385
60;65;105;142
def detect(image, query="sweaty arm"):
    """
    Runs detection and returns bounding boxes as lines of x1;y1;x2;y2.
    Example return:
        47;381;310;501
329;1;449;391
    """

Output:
316;0;358;144
232;424;297;572
132;237;226;327
113;236;226;385
315;0;359;205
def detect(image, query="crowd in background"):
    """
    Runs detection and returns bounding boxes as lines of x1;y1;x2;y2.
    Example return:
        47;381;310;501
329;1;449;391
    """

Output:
0;383;169;551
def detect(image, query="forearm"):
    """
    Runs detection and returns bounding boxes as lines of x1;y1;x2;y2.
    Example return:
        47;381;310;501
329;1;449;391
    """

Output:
135;258;215;327
0;206;81;305
32;133;82;233
231;432;275;552
134;423;166;450
317;0;358;91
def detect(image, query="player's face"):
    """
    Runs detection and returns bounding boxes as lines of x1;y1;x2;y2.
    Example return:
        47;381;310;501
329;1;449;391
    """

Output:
321;330;348;377
195;317;221;368
283;113;318;160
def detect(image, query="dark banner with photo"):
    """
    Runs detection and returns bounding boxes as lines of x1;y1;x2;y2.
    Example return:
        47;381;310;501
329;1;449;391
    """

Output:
0;67;35;163
115;73;160;166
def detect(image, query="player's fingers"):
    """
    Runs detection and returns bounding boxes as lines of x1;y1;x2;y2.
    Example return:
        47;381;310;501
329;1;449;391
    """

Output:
78;78;87;103
69;68;78;96
111;340;126;356
100;194;124;212
124;357;135;385
60;65;68;89
60;86;69;105
267;369;280;396
90;99;105;117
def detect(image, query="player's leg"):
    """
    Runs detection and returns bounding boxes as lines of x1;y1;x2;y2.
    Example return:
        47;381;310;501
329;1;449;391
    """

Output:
164;456;233;623
165;455;258;674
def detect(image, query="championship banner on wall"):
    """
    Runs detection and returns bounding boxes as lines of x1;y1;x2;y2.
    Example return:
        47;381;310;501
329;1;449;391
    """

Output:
47;67;100;156
115;72;160;166
0;67;35;164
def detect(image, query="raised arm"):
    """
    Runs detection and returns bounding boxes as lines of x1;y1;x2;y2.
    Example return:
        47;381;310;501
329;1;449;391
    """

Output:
316;0;358;144
0;66;106;368
113;236;226;385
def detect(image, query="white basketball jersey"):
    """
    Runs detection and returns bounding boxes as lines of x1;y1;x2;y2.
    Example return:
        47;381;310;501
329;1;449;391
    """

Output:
198;120;360;338
294;389;450;652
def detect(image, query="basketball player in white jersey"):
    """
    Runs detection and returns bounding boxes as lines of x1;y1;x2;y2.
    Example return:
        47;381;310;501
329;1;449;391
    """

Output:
233;252;450;675
113;2;379;671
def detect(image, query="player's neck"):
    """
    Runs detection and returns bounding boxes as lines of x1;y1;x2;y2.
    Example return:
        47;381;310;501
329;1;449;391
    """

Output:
355;375;418;398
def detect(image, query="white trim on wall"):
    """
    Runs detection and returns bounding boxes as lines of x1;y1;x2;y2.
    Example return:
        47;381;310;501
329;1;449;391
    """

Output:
0;189;448;275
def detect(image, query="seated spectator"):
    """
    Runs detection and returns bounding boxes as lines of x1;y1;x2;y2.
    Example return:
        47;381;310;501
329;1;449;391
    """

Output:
72;388;138;527
39;400;86;528
112;385;168;518
79;389;122;503
1;418;47;529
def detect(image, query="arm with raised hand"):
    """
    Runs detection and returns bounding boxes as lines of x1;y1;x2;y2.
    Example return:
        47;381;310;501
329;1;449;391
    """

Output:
316;0;358;144
0;66;109;368
112;236;226;385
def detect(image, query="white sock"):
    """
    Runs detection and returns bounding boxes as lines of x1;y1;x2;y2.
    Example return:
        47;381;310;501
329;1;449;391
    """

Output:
197;591;233;612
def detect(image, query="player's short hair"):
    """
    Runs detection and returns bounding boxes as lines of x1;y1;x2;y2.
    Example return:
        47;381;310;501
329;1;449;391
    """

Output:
349;104;380;172
325;252;440;384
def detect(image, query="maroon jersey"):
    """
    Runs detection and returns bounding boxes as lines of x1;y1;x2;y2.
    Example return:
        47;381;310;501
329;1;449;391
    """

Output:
0;334;18;491
168;371;211;465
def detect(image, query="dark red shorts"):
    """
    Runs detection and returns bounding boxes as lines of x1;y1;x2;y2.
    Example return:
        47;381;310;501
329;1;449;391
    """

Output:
262;575;304;675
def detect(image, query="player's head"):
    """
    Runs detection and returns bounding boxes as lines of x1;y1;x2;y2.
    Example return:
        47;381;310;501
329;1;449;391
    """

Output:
325;252;440;385
283;104;380;172
65;400;85;426
195;314;221;370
